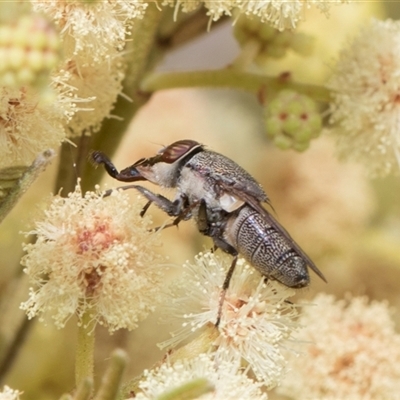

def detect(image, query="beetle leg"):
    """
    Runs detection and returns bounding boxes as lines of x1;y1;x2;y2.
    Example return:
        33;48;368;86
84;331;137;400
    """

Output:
216;255;238;327
133;186;199;231
91;151;119;178
133;186;179;217
197;199;209;234
196;201;240;326
140;200;152;217
91;151;146;182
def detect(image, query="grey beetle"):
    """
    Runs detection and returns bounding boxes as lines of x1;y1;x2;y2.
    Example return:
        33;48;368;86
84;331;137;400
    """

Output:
91;139;326;313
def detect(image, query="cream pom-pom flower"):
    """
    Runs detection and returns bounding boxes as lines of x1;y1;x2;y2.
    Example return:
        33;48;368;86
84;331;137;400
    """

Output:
134;353;268;400
21;183;166;333
161;251;300;388
329;18;400;177
277;293;400;399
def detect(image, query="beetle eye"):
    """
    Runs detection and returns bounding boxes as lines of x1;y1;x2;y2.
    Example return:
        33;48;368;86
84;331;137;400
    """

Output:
159;140;202;164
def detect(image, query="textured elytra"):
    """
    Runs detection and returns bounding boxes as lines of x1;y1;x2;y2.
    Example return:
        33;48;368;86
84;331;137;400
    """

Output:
185;151;269;204
226;207;309;288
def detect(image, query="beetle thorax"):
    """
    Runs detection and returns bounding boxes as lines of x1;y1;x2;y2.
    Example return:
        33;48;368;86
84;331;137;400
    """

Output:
178;166;221;209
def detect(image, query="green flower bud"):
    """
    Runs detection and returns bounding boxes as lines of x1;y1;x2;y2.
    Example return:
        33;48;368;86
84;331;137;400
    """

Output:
234;15;315;66
264;90;322;151
0;15;60;88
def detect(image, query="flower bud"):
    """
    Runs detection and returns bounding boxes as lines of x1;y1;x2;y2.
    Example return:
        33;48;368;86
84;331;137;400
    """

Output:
0;15;60;88
264;90;322;151
234;15;315;66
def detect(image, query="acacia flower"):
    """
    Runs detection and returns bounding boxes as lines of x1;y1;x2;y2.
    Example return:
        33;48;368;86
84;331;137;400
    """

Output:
59;56;125;136
277;293;400;399
134;353;267;399
162;251;299;388
0;386;21;400
329;18;400;177
31;0;147;62
0;86;65;168
21;183;165;333
166;0;349;30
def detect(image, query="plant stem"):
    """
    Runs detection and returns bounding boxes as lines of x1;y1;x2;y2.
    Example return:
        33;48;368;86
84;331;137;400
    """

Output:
0;149;56;222
94;349;127;400
141;70;331;103
75;311;96;389
155;378;214;400
80;3;165;193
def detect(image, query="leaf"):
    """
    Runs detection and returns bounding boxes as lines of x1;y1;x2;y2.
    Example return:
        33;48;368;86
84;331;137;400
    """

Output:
0;149;56;224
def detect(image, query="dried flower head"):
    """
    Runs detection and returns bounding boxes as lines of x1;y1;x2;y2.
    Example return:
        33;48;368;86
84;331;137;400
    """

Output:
0;86;65;168
0;386;21;400
166;0;349;30
277;293;400;399
21;183;165;333
162;251;299;388
134;353;267;400
329;18;400;177
32;0;147;62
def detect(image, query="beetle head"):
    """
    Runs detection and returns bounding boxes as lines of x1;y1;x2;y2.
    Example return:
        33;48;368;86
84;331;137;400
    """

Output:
119;139;203;187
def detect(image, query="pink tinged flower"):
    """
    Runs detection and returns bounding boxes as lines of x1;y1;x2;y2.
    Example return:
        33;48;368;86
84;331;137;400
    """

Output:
161;252;300;388
134;353;268;400
329;18;400;177
277;293;400;399
20;183;166;333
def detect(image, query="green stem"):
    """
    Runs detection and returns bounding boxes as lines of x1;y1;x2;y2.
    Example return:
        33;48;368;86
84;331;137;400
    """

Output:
141;70;331;103
75;311;96;389
73;378;93;400
156;378;214;400
94;349;127;400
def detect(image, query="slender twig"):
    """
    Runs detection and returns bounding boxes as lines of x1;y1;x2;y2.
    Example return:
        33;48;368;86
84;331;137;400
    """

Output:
0;318;33;384
141;70;331;103
75;312;96;389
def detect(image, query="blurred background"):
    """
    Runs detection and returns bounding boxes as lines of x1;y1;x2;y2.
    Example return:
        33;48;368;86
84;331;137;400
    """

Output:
1;2;400;398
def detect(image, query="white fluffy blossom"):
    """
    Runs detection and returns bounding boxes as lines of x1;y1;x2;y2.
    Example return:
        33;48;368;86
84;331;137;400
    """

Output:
329;19;400;176
166;0;349;29
134;353;267;400
31;0;147;62
162;251;299;388
21;184;166;332
0;86;66;168
0;386;21;400
277;293;400;399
